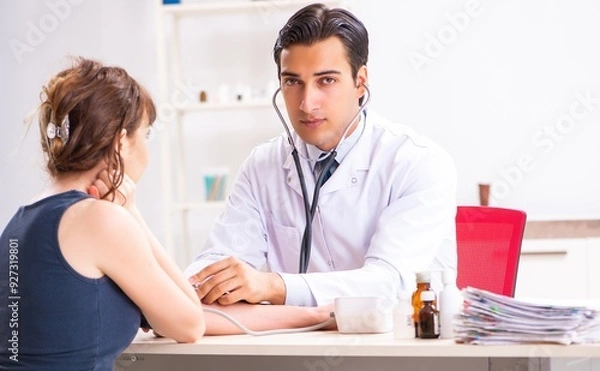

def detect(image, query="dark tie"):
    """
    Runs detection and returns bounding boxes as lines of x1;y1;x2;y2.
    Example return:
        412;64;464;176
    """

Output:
314;157;338;185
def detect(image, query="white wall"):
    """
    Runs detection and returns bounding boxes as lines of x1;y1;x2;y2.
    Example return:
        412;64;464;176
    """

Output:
359;0;600;219
0;0;162;239
2;0;599;267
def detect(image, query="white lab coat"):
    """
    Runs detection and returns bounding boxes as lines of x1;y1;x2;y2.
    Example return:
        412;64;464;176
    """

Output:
185;111;457;306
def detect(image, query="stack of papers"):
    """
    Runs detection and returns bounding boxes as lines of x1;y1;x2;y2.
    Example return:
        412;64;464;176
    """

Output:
454;287;600;345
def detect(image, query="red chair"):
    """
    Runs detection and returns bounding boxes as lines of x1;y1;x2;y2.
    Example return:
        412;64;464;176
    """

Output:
456;206;527;297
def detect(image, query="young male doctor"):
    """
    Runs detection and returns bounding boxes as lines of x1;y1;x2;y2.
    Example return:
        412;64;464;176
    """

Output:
186;3;457;307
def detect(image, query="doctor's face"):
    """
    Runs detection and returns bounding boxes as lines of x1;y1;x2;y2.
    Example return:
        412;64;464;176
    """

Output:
279;36;368;151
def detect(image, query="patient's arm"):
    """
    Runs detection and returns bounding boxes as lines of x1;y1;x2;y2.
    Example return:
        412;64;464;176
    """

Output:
203;302;335;335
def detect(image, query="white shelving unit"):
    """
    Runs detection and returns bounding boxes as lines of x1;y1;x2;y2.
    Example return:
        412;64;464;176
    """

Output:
173;100;271;112
155;0;349;266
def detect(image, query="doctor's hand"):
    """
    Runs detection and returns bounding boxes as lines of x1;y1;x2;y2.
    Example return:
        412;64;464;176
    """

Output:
189;256;286;306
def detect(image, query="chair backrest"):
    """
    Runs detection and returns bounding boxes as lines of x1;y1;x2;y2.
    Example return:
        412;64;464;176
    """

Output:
456;206;527;297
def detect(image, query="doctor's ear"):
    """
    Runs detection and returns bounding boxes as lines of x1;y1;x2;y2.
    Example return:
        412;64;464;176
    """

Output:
355;65;368;98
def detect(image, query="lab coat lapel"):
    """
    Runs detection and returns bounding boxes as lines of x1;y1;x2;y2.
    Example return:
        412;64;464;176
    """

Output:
282;150;312;198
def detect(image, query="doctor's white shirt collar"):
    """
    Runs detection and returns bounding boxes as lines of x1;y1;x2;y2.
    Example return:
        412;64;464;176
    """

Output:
305;111;366;168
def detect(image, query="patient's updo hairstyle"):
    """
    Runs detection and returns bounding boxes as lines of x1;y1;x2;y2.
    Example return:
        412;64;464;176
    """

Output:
38;57;156;200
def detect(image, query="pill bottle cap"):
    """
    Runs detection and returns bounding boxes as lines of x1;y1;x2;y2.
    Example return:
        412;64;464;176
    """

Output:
416;271;431;283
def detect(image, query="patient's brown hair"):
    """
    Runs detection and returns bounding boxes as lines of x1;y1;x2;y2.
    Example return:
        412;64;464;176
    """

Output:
38;57;156;201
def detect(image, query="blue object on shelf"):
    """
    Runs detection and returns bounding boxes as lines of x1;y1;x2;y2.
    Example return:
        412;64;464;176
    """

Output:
163;0;180;4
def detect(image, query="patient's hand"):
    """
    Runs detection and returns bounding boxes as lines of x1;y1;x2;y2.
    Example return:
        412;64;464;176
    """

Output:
87;169;136;210
141;327;164;338
317;303;337;331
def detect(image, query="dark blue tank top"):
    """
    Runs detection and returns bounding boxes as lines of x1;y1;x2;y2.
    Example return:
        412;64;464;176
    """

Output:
0;190;141;370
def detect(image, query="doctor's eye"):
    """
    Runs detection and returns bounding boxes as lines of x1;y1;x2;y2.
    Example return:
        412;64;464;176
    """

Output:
283;78;300;86
320;77;336;85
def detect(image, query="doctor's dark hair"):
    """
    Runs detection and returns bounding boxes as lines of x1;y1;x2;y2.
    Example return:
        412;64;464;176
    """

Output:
273;3;369;81
38;57;156;201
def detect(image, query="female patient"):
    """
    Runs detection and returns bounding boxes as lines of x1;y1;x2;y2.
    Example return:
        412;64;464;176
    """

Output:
0;58;331;370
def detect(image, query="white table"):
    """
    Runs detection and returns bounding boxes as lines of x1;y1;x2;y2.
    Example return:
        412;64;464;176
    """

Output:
117;331;600;371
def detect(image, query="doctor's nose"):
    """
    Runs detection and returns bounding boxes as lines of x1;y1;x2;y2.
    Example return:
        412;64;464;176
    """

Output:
299;86;322;113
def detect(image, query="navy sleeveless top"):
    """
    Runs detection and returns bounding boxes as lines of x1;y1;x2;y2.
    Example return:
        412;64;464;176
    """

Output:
0;190;141;370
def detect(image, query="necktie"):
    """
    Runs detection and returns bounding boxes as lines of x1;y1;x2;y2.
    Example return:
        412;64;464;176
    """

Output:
314;157;338;185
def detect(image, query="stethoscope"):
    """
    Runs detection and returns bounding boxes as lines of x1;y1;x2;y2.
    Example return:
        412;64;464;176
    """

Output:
271;83;372;274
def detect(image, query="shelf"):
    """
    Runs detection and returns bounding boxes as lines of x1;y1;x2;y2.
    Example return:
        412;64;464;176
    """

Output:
174;99;272;112
161;1;345;17
171;201;227;211
157;0;352;264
